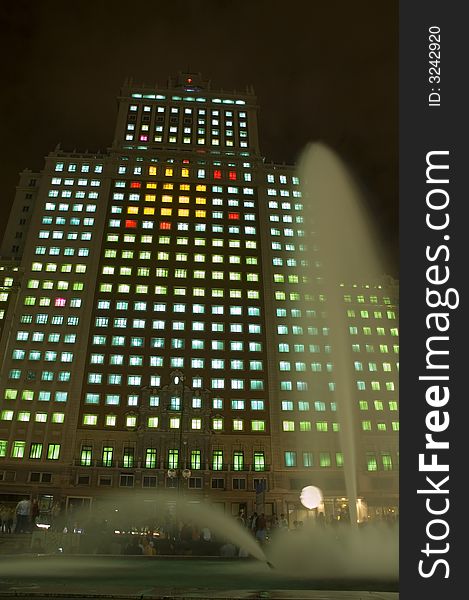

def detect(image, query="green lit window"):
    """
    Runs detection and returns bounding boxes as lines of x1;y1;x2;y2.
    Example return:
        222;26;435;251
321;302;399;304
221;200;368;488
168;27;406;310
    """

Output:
251;420;265;431
382;453;393;470
303;452;313;467
367;453;378;471
12;441;25;458
80;445;92;466
284;451;296;467
102;446;113;467
123;447;135;468
145;448;157;469
300;421;311;431
319;452;331;467
362;420;372;431
168;449;179;469
233;451;244;471
0;440;7;457
316;421;328;432
191;450;201;470
212;450;223;470
29;442;43;459
47;444;60;460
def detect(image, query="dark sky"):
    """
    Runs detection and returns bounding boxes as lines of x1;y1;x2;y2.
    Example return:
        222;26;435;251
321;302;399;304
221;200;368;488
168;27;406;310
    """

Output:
0;0;398;276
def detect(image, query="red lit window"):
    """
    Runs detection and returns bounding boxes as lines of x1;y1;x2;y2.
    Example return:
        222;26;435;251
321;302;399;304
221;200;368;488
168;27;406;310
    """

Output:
214;170;222;179
139;135;148;142
228;212;240;220
160;222;171;230
55;297;66;307
183;159;190;164
130;181;141;188
125;220;137;229
229;171;237;181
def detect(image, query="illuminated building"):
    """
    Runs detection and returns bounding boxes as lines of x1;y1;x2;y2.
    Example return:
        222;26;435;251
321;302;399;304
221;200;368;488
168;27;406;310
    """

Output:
0;73;398;521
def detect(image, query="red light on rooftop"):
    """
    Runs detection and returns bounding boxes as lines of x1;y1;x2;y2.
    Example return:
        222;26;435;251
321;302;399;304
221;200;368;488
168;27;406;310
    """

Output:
187;78;192;83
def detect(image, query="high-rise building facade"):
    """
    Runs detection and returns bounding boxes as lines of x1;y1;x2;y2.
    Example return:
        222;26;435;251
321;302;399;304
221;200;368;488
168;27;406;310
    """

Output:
0;73;398;523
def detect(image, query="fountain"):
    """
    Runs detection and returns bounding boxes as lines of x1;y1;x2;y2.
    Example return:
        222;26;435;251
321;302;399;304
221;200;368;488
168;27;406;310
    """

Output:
298;142;386;526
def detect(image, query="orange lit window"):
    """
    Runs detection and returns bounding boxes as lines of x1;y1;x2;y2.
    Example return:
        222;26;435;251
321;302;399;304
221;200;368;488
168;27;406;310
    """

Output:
130;181;141;189
160;222;171;230
228;212;240;220
127;206;139;214
178;209;189;217
144;207;155;215
149;166;157;175
214;170;222;179
145;194;156;202
229;171;237;181
126;220;138;229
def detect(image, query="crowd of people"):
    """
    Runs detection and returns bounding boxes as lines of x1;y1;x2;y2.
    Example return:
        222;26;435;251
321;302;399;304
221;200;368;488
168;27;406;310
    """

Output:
0;497;40;534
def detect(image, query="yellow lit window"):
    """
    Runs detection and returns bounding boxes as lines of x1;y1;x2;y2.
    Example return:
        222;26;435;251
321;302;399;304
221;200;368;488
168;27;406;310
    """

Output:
195;197;206;204
162;195;172;203
127;206;139;214
196;184;206;191
179;196;190;204
145;194;155;202
163;183;173;189
195;210;206;218
146;183;157;190
161;208;172;216
179;184;190;191
143;207;155;215
105;415;116;426
149;166;157;175
178;209;189;217
165;168;173;176
181;168;189;177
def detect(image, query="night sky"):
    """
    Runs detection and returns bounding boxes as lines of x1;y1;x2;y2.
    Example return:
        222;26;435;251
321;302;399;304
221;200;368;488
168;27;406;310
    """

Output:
0;0;398;276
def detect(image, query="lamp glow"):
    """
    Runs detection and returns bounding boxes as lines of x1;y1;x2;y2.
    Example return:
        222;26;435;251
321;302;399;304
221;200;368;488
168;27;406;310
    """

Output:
300;485;323;509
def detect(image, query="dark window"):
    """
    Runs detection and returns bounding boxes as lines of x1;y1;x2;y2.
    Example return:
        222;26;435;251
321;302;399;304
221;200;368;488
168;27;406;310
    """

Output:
119;474;134;487
188;477;202;489
211;478;225;489
142;476;157;488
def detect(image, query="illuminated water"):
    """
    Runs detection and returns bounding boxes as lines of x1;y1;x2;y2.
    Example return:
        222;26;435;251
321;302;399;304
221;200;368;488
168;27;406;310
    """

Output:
298;143;385;525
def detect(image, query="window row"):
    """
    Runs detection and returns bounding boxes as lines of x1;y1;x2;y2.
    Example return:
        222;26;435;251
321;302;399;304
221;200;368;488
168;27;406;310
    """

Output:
1;409;65;421
81;413;267;432
88;356;263;369
19;315;79;325
95;301;261;316
79;446;265;472
91;336;263;351
105;233;257;248
97;285;261;299
0;441;61;460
